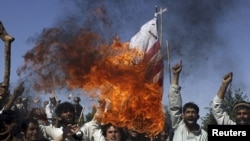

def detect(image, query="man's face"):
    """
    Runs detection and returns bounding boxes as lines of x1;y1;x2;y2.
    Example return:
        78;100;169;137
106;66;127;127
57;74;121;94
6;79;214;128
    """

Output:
60;109;75;125
105;126;121;141
24;122;39;141
182;107;199;127
235;109;250;125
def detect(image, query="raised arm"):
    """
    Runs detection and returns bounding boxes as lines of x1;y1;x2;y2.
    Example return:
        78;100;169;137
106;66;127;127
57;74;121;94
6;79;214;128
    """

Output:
216;72;233;99
212;72;235;125
168;60;183;129
171;60;182;85
3;82;24;111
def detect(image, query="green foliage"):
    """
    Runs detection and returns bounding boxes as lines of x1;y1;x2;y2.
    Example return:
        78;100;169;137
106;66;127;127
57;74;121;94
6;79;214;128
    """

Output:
84;107;96;123
201;87;248;132
85;112;94;122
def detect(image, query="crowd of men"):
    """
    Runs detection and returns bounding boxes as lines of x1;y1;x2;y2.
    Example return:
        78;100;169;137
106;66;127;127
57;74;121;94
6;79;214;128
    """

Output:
1;61;250;141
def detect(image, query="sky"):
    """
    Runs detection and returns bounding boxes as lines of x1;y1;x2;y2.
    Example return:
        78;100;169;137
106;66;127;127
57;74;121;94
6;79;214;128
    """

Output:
1;0;250;122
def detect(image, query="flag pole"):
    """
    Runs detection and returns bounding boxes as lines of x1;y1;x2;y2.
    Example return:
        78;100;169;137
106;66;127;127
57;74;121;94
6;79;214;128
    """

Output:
160;7;163;47
154;6;171;84
155;6;163;46
166;40;171;83
78;107;85;125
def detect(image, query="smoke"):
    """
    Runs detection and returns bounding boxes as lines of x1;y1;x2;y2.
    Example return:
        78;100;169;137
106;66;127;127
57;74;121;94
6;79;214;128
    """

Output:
162;0;250;118
164;0;237;78
56;0;241;81
17;0;169;103
14;0;250;119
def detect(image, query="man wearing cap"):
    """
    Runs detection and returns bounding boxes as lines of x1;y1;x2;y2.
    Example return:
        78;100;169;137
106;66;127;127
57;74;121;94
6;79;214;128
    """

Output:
212;72;250;125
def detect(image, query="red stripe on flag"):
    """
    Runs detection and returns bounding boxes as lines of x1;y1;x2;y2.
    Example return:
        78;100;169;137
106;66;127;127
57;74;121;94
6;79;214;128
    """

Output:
153;58;164;78
144;40;163;86
145;41;161;61
129;18;164;86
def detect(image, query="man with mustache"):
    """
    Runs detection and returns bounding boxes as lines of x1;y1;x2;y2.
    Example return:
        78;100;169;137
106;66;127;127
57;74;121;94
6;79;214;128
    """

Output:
168;60;207;141
41;102;87;141
212;72;250;125
52;101;125;141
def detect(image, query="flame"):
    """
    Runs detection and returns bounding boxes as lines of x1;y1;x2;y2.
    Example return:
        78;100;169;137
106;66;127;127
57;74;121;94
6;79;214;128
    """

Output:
67;38;165;136
19;27;165;136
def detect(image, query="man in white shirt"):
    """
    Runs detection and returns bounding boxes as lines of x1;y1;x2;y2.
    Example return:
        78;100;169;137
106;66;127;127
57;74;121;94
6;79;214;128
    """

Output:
168;60;207;141
45;95;58;126
212;72;250;125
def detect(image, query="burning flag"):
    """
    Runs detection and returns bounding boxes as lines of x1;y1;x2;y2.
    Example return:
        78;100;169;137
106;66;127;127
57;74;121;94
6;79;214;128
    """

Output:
91;16;165;136
16;4;166;136
22;8;167;137
129;17;164;86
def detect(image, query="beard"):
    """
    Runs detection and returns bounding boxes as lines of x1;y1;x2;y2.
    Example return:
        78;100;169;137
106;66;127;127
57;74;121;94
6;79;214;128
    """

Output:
62;116;75;125
236;118;250;125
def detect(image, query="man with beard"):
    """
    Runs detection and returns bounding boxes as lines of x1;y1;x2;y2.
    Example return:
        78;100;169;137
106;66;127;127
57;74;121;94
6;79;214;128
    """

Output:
41;102;87;141
53;101;126;141
212;72;250;125
168;60;207;141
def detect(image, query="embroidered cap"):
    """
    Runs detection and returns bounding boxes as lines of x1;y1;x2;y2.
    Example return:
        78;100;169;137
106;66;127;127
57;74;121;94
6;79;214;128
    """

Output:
232;101;250;112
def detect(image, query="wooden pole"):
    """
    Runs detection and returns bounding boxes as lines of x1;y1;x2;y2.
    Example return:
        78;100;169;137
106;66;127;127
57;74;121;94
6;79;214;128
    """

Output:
166;40;171;83
0;21;15;91
78;106;85;125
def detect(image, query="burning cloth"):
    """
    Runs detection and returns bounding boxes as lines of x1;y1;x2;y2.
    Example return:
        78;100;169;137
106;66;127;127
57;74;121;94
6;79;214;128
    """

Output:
93;17;165;136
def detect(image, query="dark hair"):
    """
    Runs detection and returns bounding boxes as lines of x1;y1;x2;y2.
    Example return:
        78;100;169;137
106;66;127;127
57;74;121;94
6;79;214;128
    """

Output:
0;114;12;141
21;118;39;134
100;123;126;141
55;102;75;116
74;97;81;102
183;102;199;114
20;118;50;141
1;109;20;125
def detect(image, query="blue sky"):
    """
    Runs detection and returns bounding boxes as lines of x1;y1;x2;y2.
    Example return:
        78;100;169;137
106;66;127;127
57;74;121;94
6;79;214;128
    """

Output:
0;1;66;81
1;0;250;121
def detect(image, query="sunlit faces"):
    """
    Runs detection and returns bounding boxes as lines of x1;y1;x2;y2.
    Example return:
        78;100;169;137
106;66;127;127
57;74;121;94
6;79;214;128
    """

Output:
105;126;122;141
23;122;39;141
235;109;250;125
59;109;75;124
182;108;199;126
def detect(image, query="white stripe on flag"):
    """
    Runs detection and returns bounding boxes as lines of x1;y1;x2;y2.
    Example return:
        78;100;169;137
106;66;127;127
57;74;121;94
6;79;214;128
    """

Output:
129;17;163;86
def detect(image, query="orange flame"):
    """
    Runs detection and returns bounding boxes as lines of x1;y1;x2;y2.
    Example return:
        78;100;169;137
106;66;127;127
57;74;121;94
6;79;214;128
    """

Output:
20;27;165;136
67;38;165;136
